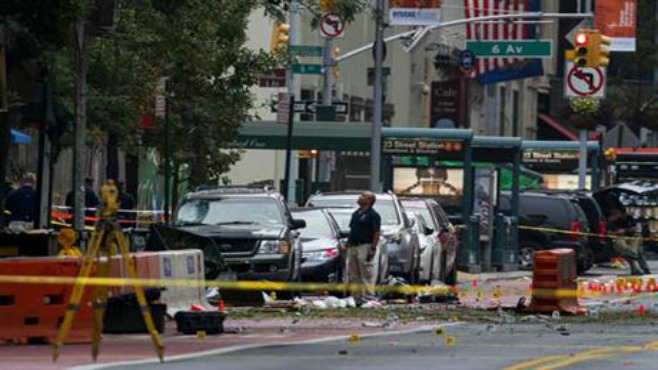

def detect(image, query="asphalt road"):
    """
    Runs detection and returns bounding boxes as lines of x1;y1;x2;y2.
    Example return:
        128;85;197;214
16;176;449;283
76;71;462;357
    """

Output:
99;321;658;370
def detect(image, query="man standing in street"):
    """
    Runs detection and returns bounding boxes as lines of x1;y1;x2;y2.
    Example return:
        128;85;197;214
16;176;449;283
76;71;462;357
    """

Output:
345;191;381;305
4;173;37;231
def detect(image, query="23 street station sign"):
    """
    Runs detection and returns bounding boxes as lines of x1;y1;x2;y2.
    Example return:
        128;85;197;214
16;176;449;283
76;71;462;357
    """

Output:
383;138;463;155
522;150;580;169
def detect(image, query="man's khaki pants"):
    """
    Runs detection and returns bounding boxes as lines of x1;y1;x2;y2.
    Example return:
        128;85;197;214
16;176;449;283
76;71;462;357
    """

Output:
347;243;374;302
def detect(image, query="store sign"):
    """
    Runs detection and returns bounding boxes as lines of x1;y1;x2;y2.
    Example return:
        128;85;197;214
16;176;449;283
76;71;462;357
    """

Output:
430;79;465;128
388;0;442;26
383;138;462;155
522;150;580;169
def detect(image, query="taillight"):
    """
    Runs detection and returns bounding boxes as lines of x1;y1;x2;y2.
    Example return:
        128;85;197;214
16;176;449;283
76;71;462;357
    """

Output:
598;220;607;242
570;220;581;241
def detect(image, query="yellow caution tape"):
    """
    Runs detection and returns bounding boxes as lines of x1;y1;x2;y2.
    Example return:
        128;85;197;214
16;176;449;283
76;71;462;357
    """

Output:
518;225;658;242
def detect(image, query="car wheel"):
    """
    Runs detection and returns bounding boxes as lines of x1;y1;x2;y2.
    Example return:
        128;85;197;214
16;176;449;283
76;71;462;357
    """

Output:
519;242;539;271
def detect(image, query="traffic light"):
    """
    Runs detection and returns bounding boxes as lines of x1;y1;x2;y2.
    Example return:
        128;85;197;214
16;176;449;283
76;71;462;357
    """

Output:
320;0;334;12
298;150;319;159
590;31;611;68
574;31;589;67
270;22;290;54
331;45;340;79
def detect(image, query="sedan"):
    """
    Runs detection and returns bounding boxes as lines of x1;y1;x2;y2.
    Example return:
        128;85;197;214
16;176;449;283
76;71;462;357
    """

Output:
291;208;342;283
406;212;442;284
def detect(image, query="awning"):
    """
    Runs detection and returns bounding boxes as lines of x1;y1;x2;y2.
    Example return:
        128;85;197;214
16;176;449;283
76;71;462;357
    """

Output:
537;114;577;141
10;130;32;144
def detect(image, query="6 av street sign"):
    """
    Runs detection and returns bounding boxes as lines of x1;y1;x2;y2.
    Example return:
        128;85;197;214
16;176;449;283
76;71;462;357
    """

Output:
465;40;553;58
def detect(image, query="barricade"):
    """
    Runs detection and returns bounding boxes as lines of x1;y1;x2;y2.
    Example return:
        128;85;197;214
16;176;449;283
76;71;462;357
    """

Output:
157;250;208;316
527;249;585;315
0;257;93;344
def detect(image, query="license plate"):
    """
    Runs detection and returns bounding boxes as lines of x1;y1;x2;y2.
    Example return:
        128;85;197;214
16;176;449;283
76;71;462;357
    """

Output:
217;271;237;281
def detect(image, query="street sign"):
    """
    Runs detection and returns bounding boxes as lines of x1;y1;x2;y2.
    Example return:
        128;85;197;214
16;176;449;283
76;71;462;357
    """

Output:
367;67;391;86
289;45;323;57
320;13;345;38
292;100;348;114
291;63;323;75
276;92;290;124
564;61;606;98
565;19;588;47
458;50;477;72
465;40;553;58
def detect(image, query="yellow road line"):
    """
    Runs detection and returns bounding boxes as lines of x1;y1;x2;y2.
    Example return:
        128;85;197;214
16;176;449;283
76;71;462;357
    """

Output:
505;342;658;370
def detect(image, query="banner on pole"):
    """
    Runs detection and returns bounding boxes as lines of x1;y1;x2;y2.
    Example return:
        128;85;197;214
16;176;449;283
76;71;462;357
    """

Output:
594;0;637;52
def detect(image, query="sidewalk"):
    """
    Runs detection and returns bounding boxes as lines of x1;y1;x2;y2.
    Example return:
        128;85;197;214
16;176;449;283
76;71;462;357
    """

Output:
0;318;438;370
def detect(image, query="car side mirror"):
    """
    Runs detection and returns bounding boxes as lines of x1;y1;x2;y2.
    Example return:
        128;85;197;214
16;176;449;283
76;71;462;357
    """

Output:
291;219;306;230
424;227;434;236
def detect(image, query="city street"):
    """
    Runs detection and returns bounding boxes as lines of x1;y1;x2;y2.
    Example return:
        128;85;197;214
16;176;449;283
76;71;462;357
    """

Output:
96;322;658;370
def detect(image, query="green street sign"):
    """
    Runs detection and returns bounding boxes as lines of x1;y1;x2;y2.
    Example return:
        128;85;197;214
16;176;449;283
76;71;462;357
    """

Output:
465;40;553;58
289;45;323;57
292;63;323;75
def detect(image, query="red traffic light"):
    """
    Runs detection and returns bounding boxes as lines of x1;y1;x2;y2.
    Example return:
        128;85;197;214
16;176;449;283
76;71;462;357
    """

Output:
575;32;588;46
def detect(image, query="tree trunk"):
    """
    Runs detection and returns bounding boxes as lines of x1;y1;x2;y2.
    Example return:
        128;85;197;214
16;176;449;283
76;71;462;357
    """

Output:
171;158;180;211
106;133;118;181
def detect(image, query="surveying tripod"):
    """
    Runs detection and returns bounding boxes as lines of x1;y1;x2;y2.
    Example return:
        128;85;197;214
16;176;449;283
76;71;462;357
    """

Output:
52;180;164;362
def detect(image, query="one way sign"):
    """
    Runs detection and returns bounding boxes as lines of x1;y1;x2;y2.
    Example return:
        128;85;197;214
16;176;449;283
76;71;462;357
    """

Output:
271;99;348;114
295;100;348;114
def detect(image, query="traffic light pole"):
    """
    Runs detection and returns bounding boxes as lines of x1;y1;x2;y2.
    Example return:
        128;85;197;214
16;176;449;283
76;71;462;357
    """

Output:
284;0;299;203
577;0;593;190
369;0;385;192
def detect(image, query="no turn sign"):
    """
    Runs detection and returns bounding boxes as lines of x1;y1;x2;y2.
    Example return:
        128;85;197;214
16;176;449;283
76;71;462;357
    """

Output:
320;13;345;38
564;61;606;98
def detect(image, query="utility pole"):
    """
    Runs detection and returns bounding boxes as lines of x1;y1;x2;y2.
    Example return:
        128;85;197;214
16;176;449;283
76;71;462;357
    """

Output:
370;0;385;192
73;19;88;236
283;0;299;203
577;0;593;190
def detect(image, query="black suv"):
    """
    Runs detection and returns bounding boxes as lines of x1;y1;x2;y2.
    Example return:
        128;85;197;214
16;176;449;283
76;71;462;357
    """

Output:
499;191;593;273
529;190;613;263
149;186;306;281
306;191;421;283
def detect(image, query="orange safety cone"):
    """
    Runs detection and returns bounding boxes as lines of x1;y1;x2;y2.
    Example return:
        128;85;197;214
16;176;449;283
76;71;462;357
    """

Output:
219;300;225;313
638;304;647;316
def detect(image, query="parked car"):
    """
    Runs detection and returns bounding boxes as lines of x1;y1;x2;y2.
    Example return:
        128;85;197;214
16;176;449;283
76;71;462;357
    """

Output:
499;191;593;273
150;186;306;281
324;207;390;285
401;198;459;285
530;190;614;263
406;212;442;284
290;208;342;283
306;191;421;283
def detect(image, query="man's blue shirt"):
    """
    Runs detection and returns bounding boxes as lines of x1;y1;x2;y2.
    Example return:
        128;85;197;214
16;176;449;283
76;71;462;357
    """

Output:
348;207;381;246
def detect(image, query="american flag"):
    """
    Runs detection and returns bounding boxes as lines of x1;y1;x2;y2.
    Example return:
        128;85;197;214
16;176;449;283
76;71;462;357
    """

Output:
463;0;533;75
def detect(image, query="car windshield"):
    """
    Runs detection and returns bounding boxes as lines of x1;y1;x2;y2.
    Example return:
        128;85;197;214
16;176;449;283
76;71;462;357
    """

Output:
327;210;352;229
293;211;333;239
174;197;285;226
402;204;437;229
309;197;400;225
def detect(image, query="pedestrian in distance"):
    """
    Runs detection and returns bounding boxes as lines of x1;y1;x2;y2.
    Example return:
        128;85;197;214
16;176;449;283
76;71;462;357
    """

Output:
66;177;101;226
117;182;136;227
343;191;381;305
4;173;37;231
607;208;651;276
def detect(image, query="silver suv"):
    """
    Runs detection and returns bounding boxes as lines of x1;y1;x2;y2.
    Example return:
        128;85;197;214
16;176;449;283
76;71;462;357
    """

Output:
306;191;421;283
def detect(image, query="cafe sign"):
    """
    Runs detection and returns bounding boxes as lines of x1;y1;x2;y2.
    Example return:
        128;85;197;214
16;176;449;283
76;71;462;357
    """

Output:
383;138;462;155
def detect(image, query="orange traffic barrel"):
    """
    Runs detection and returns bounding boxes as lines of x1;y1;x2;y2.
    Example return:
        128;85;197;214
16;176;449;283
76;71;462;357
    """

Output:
527;249;585;315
